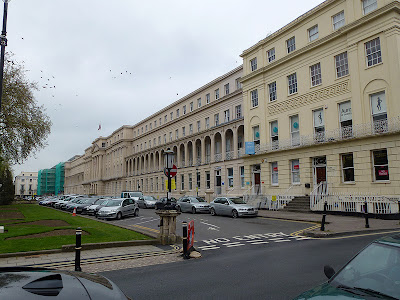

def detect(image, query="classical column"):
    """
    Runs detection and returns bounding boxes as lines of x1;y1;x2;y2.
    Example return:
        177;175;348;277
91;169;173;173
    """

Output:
233;127;238;159
185;142;189;166
221;131;226;161
177;147;181;168
192;141;196;166
201;137;206;165
210;134;215;163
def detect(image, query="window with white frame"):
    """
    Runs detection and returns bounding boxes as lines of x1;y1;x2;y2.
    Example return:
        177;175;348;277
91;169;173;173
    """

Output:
206;93;210;104
332;11;345;30
291;159;300;184
215;89;220;100
149;123;152;130
271;162;278;185
224;109;230;123
310;63;322;86
253;125;260;145
159;118;161;125
158;136;161;145
206;171;211;189
363;0;377;15
370;91;388;133
339;101;353;138
341;153;354;182
365;37;382;67
290;115;300;146
267;48;275;62
214;114;219;126
164;134;166;143
205;117;210;129
269;82;277;102
335;52;349;78
154;120;156;128
149;140;151;148
372;149;389;181
197;98;201;108
227;168;234;188
183;105;186;115
188;173;193;190
240;166;245;188
169;132;172;142
176;109;179;118
224;83;229;95
251;89;258;107
181;174;185;190
164;115;167;123
236;78;242;89
270;120;279;149
156;177;158;191
175;129;179;139
153;138;156;146
235;105;242;119
190;102;193;112
182;126;186;137
288;73;297;95
250;57;257;71
141;127;143;133
150;178;153;191
197;120;201;132
313;108;325;142
196;172;200;189
308;25;319;42
286;37;296;53
189;124;193;134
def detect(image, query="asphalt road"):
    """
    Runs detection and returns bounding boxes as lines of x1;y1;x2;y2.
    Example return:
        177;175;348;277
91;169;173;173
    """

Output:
102;233;386;299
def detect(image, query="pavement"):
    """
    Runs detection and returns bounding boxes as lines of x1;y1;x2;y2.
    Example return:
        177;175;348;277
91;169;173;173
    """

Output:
1;210;399;273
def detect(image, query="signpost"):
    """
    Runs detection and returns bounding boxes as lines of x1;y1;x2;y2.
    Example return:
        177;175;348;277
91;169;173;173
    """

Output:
164;164;177;178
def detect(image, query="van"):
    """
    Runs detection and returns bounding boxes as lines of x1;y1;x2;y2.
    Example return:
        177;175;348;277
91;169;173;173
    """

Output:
121;191;143;201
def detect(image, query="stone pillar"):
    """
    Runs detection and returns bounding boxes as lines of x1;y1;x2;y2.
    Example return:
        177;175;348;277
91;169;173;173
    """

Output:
192;141;196;166
233;127;238;159
155;210;182;245
184;143;189;166
201;138;206;165
177;147;181;168
221;131;226;160
210;134;215;163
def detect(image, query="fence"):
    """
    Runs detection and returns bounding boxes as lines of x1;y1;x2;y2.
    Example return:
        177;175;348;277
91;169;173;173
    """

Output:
244;194;295;210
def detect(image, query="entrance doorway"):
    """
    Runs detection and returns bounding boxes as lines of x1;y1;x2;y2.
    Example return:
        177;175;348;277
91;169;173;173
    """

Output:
252;164;261;194
215;169;222;195
313;156;327;185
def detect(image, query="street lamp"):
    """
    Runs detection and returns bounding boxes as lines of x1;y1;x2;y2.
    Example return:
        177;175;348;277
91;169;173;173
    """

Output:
163;148;175;210
0;0;10;113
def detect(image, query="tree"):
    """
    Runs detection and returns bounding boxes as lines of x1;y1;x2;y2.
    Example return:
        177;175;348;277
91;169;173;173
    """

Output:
0;157;14;205
0;53;52;164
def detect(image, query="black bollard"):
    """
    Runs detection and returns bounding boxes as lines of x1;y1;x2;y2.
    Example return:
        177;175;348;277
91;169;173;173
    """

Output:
321;201;327;231
75;227;82;271
182;221;188;259
364;201;370;228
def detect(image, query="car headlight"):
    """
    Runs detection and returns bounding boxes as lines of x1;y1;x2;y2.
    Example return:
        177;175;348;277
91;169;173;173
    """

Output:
238;208;246;211
109;209;117;213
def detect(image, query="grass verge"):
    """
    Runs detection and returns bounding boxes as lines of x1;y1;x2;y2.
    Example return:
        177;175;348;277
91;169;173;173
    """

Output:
0;204;152;254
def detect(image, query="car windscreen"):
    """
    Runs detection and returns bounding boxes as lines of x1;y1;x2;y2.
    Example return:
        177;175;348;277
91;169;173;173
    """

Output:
130;192;142;197
191;197;206;203
144;196;155;200
229;198;246;204
104;200;123;207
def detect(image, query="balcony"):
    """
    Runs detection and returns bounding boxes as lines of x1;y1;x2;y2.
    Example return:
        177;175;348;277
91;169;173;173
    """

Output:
225;151;234;161
214;153;222;162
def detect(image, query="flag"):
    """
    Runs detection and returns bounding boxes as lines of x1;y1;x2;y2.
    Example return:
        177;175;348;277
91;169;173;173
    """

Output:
98;123;101;130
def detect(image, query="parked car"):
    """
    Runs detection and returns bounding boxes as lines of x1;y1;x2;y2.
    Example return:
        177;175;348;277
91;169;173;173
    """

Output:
176;196;210;214
97;198;139;220
66;198;99;214
209;197;258;218
294;234;400;300
155;197;177;210
0;266;130;299
84;198;111;215
137;196;157;208
120;191;143;201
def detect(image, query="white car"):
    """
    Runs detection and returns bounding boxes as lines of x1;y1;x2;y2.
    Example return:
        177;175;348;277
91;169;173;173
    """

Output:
210;197;258;218
97;198;139;220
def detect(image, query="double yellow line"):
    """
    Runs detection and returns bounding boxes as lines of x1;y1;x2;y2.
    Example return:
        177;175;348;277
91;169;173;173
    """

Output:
131;224;159;234
290;224;320;237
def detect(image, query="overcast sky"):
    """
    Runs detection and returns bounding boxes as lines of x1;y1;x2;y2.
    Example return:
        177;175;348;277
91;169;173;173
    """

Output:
9;0;324;177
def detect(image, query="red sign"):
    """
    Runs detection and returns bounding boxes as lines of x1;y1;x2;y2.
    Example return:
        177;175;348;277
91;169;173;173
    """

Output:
187;220;194;251
164;164;177;177
294;165;299;170
273;167;278;171
378;169;388;176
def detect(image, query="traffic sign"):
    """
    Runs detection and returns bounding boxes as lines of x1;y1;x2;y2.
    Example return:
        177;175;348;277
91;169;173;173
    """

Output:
164;164;177;177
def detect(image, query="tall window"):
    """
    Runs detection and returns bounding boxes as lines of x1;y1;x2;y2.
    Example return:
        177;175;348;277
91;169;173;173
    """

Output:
291;159;300;184
339;101;352;138
190;102;194;112
335;52;349;78
250;57;257;71
341;153;354;182
181;174;185;190
371;91;387;133
176;109;180;118
313;108;325;142
164;115;167;123
188;173;193;190
197;120;201;132
310;63;322;86
215;89;220;100
197;98;201;108
253;125;260;145
164;134;166;143
240;166;245;188
175;129;179;139
235;105;242;119
227;168;234;188
182;127;186;137
332;11;345;30
189;124;193;135
236;78;242;89
206;93;210;104
169;132;172;142
224;83;229;95
205;117;210;129
196;172;200;189
288;73;297;95
159;118;161;125
214;114;219;126
290;115;300;146
251;89;258;107
158;136;161;145
363;0;377;15
308;25;319;42
224;109;230;123
267;48;275;62
286;37;296;53
206;171;211;189
183;105;186;115
271;162;278;185
269;82;277;102
372;149;389;181
365;37;382;67
270;120;279;150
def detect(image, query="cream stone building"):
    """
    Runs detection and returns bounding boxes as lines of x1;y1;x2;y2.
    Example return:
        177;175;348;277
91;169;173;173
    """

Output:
64;67;246;201
240;0;400;208
14;172;38;197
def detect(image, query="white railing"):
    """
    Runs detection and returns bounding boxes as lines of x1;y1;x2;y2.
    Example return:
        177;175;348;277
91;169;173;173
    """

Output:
264;195;295;210
225;151;234;161
196;157;201;166
310;181;329;209
237;148;245;158
214;153;222;162
253;117;400;155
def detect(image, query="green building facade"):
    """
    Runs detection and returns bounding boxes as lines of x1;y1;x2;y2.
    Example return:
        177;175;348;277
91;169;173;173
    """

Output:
37;162;65;196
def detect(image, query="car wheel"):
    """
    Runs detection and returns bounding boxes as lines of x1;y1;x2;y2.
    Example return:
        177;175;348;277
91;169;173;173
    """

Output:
144;203;147;209
176;206;181;212
192;207;196;214
210;208;216;216
232;210;238;218
116;212;122;220
134;209;139;217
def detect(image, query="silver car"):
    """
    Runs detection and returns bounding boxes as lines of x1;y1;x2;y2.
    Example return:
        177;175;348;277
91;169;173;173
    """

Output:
210;197;258;218
97;198;139;220
137;196;157;208
176;196;210;214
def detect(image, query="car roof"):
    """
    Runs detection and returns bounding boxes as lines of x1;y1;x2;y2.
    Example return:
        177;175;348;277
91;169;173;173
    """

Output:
375;233;400;246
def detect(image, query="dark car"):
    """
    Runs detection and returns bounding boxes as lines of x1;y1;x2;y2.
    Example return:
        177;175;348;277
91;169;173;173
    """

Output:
155;197;177;210
294;234;400;300
84;198;110;216
67;198;100;214
176;196;210;214
0;267;130;299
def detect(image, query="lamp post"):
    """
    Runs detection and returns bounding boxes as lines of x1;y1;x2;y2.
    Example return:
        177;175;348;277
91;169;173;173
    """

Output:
0;0;10;113
164;148;175;210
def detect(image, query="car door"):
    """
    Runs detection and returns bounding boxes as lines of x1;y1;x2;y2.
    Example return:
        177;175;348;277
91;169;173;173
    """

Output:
182;197;191;212
220;198;231;216
213;198;224;215
121;199;130;216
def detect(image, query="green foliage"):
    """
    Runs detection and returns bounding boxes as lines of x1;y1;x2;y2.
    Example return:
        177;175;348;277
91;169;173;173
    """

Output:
0;157;14;205
0;53;52;164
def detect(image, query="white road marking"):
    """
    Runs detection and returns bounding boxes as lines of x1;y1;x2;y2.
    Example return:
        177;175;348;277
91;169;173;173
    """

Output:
250;241;270;245
208;227;219;231
246;240;264;243
223;242;245;247
268;237;285;241
273;239;291;243
200;221;220;229
197;245;220;251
